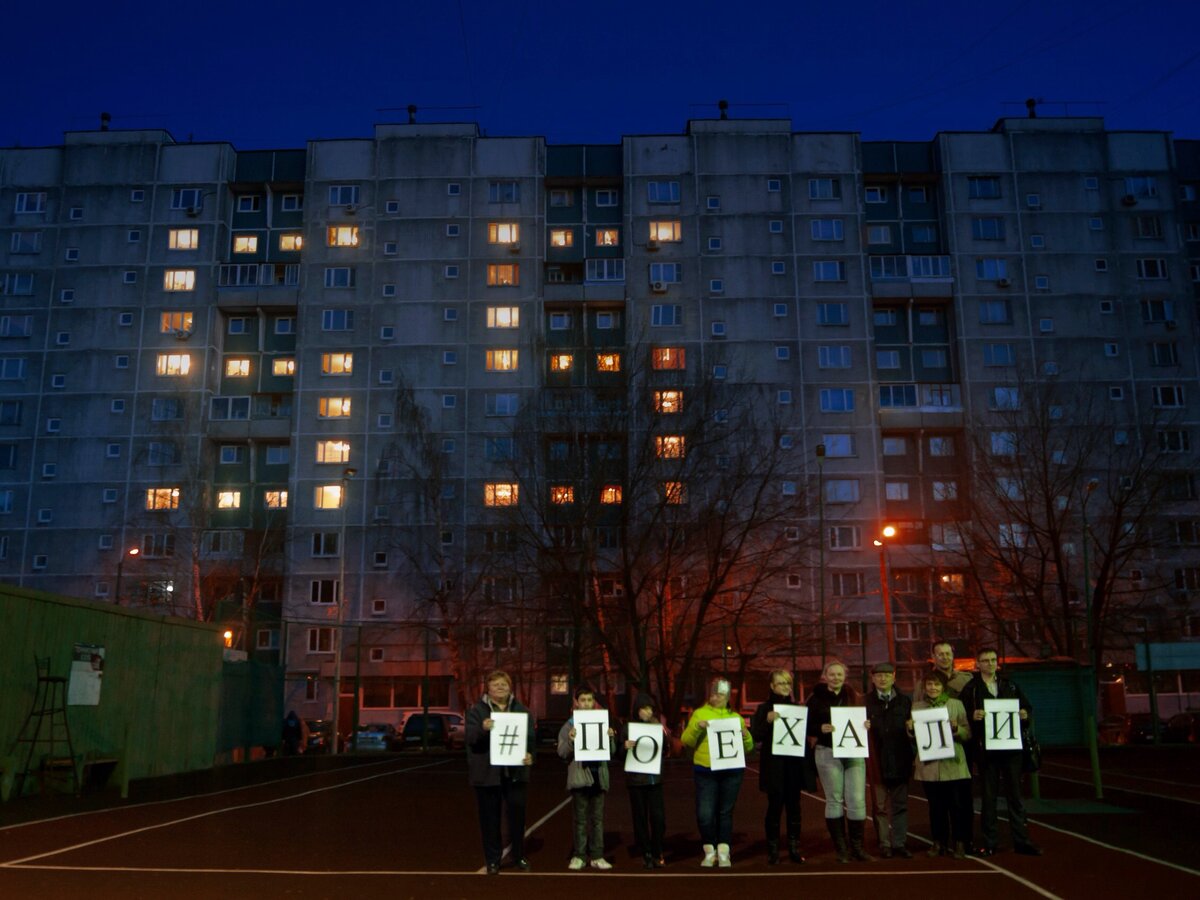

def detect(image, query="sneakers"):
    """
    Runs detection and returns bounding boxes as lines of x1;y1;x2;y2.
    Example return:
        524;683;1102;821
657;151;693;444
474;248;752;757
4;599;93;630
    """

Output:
717;843;732;867
701;844;717;867
589;858;613;870
568;857;586;871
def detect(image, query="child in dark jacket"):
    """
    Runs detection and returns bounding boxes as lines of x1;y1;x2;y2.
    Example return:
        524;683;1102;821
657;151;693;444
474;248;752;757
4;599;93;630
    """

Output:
623;693;670;868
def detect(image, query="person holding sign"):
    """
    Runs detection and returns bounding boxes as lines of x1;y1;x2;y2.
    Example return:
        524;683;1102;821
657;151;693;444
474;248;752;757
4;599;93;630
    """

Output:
960;649;1043;858
558;686;618;871
806;660;869;863
465;670;535;875
622;694;670;869
750;669;814;864
680;678;753;868
912;670;973;859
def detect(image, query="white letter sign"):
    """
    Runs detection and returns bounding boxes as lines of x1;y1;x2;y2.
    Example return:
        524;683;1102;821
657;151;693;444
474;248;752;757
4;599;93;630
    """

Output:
706;717;746;771
770;704;808;758
830;707;869;758
912;707;955;762
625;722;664;775
572;709;611;762
983;699;1023;751
489;711;528;766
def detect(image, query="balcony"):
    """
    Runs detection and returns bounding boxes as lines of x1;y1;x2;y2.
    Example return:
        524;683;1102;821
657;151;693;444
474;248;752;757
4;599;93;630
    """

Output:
217;263;301;309
869;255;953;298
876;382;963;427
206;394;293;439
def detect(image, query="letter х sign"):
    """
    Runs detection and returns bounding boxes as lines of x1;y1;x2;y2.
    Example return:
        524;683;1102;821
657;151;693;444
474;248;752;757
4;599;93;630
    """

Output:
771;704;808;758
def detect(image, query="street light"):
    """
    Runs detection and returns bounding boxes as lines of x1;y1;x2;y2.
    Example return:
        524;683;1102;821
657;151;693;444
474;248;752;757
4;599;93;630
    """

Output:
816;443;826;667
330;467;357;756
874;525;898;663
1080;478;1104;798
114;546;139;606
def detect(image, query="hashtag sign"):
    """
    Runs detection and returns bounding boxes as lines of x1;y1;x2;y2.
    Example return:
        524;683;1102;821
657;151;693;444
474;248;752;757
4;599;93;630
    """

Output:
489;711;528;766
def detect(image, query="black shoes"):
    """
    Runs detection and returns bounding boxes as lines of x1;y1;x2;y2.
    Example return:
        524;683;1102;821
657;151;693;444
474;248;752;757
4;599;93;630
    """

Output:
643;853;655;869
880;847;892;859
485;862;500;875
514;857;531;870
1015;843;1043;856
892;846;913;859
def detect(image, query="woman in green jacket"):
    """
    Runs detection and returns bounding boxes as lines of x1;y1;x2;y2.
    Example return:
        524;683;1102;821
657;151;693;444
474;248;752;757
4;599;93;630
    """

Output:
912;670;973;858
680;678;754;868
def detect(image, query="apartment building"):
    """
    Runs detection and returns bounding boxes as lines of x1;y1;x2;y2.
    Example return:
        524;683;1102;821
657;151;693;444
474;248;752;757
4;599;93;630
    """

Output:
2;116;1198;726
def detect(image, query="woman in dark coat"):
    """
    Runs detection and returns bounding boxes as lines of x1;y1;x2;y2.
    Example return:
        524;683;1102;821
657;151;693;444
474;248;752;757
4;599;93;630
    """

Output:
750;669;815;863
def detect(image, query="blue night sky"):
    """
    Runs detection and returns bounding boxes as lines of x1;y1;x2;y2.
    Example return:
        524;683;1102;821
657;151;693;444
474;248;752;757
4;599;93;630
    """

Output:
5;0;1199;149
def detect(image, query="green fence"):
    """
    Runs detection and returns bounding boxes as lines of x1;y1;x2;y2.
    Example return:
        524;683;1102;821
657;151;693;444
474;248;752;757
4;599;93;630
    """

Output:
1;585;281;797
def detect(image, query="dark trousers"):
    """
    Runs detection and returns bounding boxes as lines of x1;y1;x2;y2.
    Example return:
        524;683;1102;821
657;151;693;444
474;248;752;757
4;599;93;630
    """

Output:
570;785;606;859
922;779;973;847
694;766;744;845
628;783;666;857
979;751;1030;850
764;785;802;839
871;779;909;849
475;780;527;866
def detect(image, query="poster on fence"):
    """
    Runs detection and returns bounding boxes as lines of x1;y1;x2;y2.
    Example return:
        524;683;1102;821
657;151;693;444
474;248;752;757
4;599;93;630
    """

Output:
706;717;747;771
983;699;1023;751
572;709;611;762
67;643;105;706
912;707;956;761
489;711;529;766
625;722;664;775
770;704;808;758
830;707;869;758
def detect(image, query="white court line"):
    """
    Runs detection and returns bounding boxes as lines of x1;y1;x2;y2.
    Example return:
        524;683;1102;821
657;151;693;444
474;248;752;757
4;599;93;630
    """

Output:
7;863;1003;878
473;795;573;875
1040;761;1199;789
1025;817;1200;878
1;759;449;868
0;756;403;833
1035;773;1200;807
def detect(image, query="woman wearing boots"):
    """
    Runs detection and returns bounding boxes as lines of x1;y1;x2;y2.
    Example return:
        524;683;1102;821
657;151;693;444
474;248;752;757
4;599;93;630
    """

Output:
750;669;814;864
680;677;754;868
912;670;973;859
806;660;870;863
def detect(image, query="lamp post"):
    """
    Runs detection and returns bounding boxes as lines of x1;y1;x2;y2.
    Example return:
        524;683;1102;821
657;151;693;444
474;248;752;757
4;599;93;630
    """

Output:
816;443;826;667
114;546;139;606
874;525;897;663
330;467;356;756
1080;479;1104;798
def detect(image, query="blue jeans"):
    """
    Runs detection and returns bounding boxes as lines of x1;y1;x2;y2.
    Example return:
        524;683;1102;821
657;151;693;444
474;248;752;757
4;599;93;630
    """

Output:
693;766;744;845
814;746;867;820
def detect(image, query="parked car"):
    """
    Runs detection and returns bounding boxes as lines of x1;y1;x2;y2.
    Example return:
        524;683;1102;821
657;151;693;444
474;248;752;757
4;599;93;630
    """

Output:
1101;713;1169;744
399;712;465;749
305;719;333;754
349;722;398;752
1165;711;1200;743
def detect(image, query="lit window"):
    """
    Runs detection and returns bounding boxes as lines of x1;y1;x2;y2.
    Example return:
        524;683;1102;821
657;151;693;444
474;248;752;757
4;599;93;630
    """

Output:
550;486;574;504
156;353;191;376
487;306;520;328
550;229;574;247
649;221;682;242
265;490;288;509
654;390;682;414
163;270;195;291
272;358;295;376
488;223;519;244
549;353;573;372
327;226;359;247
316;440;351;464
225;358;250;377
318;397;351;417
145;487;180;510
314;484;344;509
485;483;519;506
596;353;621;372
656;435;685;458
160;311;193;333
279;233;303;251
651;347;685;369
232;235;258;253
217;491;241;509
321;353;353;375
486;349;519;371
487;264;519;286
596;228;619;247
662;481;686;505
601;485;623;504
168;229;199;250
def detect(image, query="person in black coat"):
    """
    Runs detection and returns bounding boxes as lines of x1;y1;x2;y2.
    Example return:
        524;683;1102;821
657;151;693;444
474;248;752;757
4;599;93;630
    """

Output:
959;648;1042;857
465;669;536;874
622;693;670;868
750;669;815;864
864;662;914;858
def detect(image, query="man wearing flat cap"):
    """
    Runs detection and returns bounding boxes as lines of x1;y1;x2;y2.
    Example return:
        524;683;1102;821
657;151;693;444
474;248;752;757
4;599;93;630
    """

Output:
865;661;914;858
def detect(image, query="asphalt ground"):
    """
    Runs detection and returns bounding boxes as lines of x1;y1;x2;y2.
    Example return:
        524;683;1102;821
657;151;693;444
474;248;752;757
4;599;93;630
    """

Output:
1;747;1197;899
